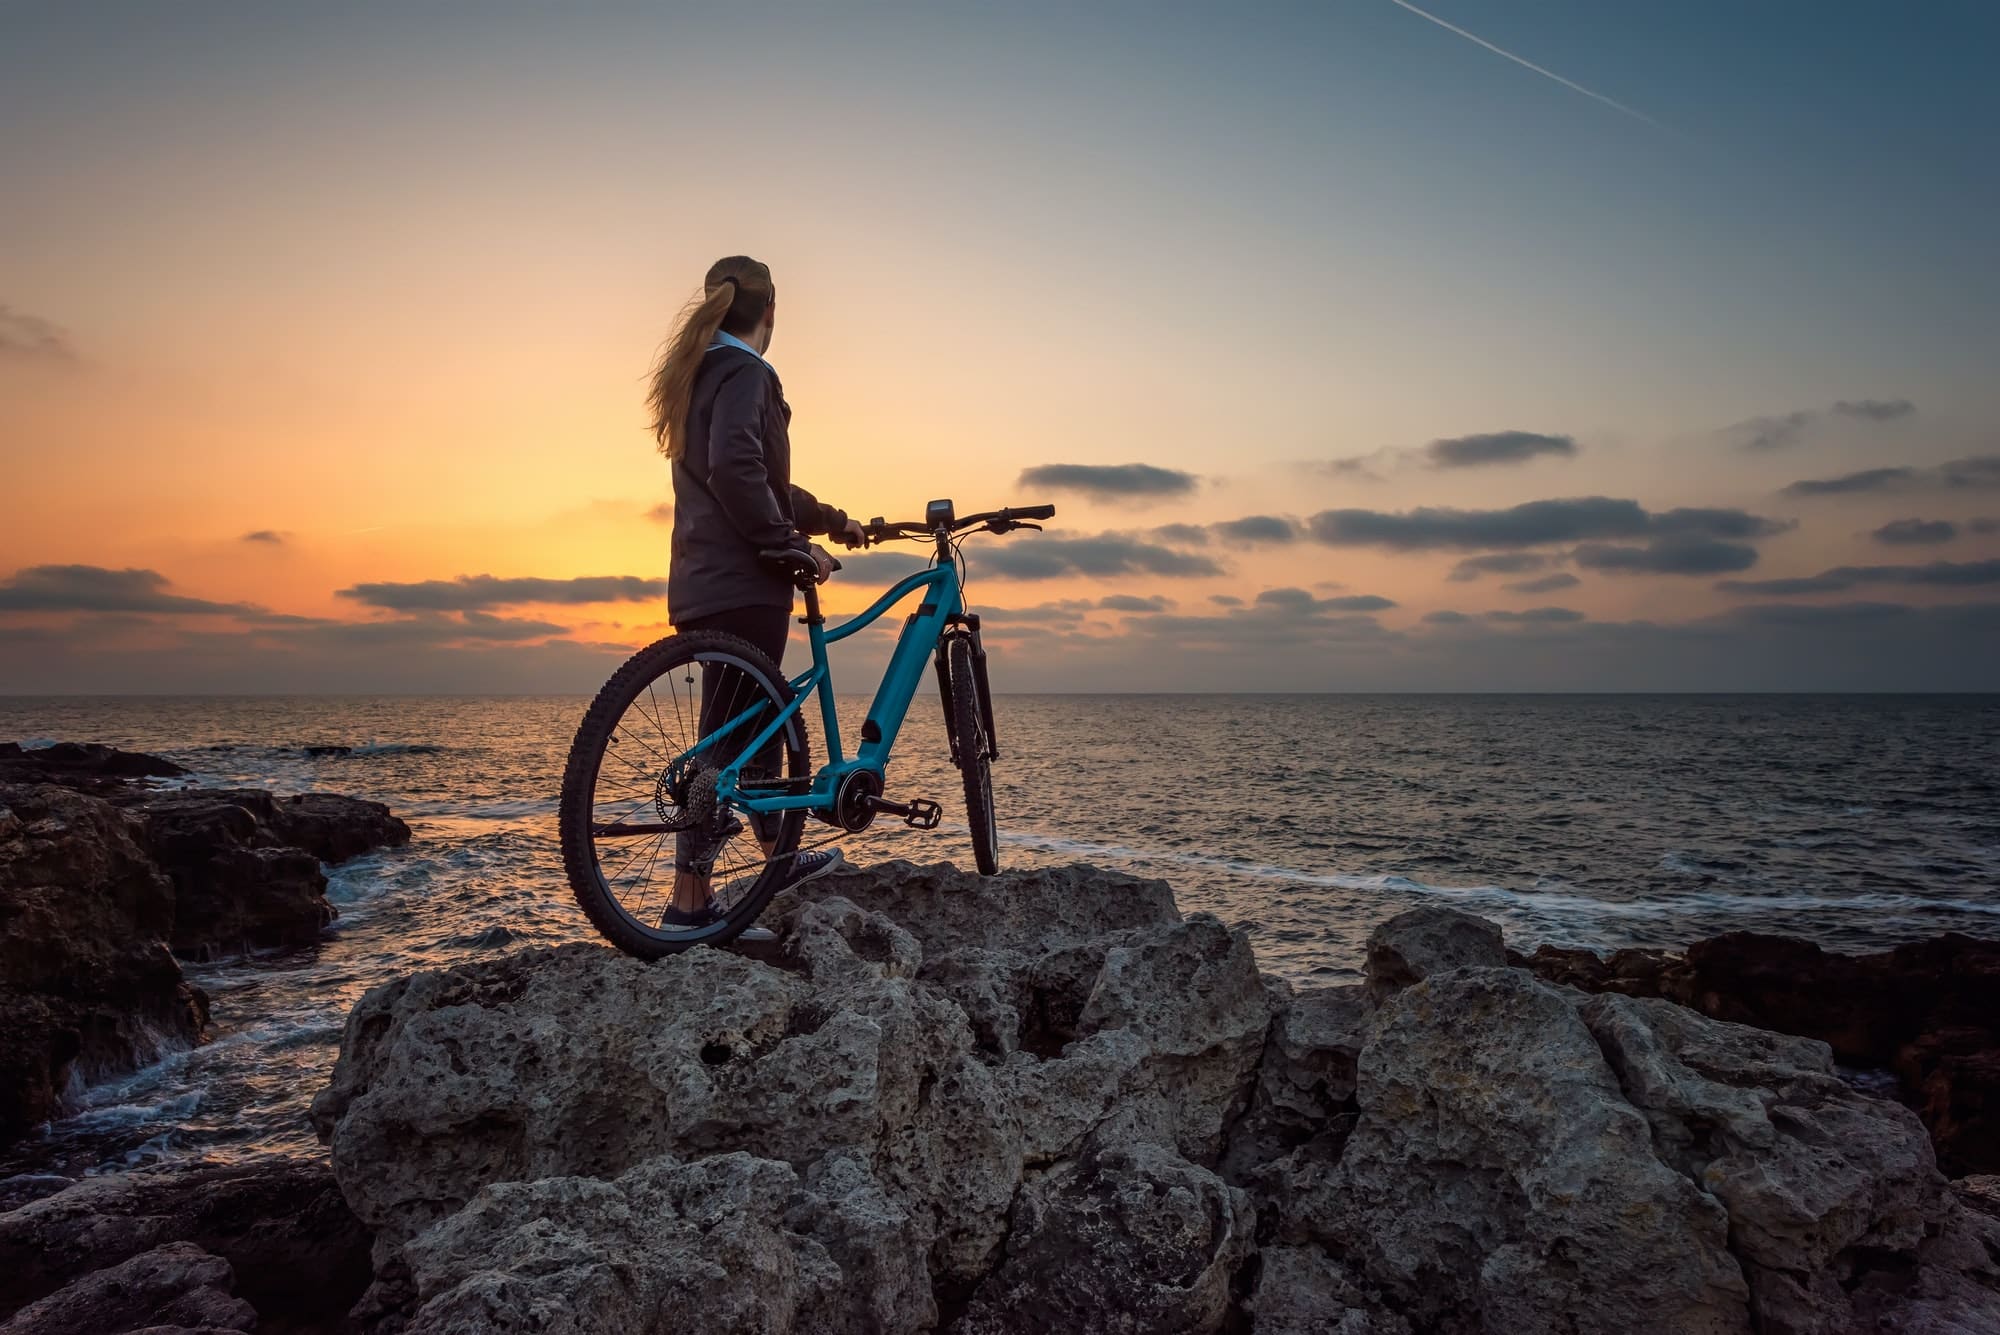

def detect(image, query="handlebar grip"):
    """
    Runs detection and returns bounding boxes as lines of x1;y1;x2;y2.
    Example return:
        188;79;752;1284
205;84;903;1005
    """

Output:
1015;504;1056;520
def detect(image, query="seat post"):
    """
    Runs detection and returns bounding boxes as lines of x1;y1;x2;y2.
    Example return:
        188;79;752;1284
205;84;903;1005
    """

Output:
798;580;824;626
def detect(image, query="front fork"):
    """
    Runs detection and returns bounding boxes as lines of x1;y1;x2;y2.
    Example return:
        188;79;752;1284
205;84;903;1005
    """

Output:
935;614;999;766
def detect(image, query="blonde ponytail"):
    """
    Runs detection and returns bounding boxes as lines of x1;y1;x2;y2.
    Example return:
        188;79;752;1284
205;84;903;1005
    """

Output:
647;256;775;460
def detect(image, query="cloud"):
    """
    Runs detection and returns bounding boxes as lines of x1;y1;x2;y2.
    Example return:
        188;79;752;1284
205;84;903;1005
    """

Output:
1210;515;1299;544
0;565;258;615
1943;455;2000;490
1423;610;1471;624
0;304;80;366
831;551;931;583
978;533;1224;580
1573;536;1759;576
1649;508;1793;539
1726;398;1914;451
1308;497;1650;550
1872;519;1957;546
1781;466;1918;498
1729;410;1815;452
1832;398;1915;421
1717;558;2000;596
1254;587;1395;613
241;530;286;546
1506;572;1582;594
1486;606;1586;624
1015;463;1197;500
978;601;1091;626
337;574;667;611
1314;453;1385;480
1424;430;1576;468
1150;523;1210;547
1448;553;1551;581
1782;455;1997;498
1974;518;2000;535
1210;594;1244;607
1098;594;1170;613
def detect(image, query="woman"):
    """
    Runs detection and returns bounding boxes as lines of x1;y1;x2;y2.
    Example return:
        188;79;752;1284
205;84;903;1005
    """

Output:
647;256;859;924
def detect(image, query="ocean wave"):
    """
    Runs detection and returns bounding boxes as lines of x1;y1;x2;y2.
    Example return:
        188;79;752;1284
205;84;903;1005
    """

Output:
995;829;2000;924
303;742;445;758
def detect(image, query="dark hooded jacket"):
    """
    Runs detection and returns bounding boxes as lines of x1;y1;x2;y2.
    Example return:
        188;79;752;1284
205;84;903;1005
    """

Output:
667;344;848;624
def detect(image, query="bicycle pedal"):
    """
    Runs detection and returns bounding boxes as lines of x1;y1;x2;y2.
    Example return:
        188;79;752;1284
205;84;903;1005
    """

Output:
903;798;942;830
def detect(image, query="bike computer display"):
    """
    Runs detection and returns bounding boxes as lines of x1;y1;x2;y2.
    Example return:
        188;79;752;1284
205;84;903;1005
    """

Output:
926;499;955;528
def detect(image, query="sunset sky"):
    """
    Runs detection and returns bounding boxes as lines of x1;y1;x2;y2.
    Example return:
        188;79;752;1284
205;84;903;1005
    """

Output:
4;0;1997;692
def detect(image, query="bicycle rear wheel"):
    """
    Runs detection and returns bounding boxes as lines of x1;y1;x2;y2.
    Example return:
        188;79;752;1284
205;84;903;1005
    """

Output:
559;630;809;958
946;634;1000;875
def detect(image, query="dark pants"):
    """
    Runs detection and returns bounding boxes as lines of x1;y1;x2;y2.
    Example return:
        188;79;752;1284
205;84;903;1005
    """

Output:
675;605;791;869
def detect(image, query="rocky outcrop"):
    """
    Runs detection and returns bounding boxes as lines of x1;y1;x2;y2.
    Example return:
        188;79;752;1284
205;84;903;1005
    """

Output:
0;783;207;1146
310;875;2000;1334
0;1154;372;1331
0;742;188;794
0;1240;256;1334
1521;930;2000;1175
131;788;408;958
0;742;412;1150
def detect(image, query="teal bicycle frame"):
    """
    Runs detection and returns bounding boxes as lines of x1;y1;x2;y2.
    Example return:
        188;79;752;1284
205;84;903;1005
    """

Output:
699;560;965;816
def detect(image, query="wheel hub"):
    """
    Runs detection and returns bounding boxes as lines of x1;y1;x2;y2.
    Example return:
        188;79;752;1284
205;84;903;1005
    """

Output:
654;757;717;833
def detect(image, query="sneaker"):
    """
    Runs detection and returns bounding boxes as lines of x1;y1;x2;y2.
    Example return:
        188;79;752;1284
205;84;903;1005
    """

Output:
785;847;847;888
660;901;720;929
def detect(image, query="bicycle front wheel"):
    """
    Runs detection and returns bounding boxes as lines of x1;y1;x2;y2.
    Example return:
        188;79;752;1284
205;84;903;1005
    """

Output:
946;634;1000;875
559;630;809;958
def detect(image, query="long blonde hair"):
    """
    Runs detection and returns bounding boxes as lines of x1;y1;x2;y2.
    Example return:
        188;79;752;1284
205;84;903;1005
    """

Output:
647;256;775;460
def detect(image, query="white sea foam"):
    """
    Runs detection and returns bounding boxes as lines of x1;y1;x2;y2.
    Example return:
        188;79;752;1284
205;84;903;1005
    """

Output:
996;829;2000;923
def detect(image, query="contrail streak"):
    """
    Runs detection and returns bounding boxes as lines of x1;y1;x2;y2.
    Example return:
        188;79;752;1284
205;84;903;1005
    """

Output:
1385;0;1668;132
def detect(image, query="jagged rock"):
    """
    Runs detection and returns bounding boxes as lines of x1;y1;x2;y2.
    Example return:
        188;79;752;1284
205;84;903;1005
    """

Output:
0;1154;370;1329
1363;905;1506;1000
0;783;206;1146
769;860;1180;961
0;1240;255;1335
1283;966;1753;1333
310;868;2000;1335
397;1152;931;1335
1582;991;1952;1332
130;788;408;959
1245;1246;1410;1335
255;790;412;864
0;742;187;795
1522;930;2000;1174
1222;982;1370;1184
956;1141;1253;1335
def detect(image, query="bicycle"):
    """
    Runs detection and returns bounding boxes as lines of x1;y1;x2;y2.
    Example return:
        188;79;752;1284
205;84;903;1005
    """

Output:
558;498;1056;958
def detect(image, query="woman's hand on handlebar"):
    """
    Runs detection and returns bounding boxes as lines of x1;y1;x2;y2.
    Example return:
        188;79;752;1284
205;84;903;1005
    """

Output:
836;518;869;549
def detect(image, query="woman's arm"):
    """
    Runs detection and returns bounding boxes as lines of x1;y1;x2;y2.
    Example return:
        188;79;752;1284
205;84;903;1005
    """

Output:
788;484;849;538
703;368;810;551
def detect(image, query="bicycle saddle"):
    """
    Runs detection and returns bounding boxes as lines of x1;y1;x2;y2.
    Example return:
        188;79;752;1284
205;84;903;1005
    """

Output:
758;546;840;588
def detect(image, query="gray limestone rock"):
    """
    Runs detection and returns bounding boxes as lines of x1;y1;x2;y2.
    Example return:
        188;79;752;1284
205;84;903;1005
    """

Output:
0;1241;255;1335
1582;991;1967;1334
958;1141;1253;1335
1363;904;1507;1000
1293;966;1753;1334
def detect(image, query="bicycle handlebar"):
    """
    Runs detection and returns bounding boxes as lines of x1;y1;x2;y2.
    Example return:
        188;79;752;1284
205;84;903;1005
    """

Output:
861;503;1056;543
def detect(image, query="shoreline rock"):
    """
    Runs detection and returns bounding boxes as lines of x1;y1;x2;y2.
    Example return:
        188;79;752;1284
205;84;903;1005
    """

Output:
307;868;2000;1334
1518;930;2000;1175
0;1153;371;1334
0;741;412;1149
